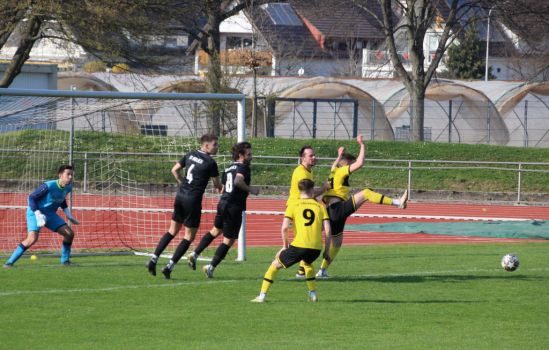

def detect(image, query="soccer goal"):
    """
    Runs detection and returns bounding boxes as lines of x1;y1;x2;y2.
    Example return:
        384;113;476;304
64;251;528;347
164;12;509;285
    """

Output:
0;88;248;261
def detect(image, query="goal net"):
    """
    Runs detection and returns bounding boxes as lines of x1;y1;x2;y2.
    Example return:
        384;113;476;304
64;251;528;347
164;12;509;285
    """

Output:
0;88;247;261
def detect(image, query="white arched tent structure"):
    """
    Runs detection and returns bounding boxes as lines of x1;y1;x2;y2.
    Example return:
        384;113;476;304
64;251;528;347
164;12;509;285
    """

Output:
382;80;509;145
493;83;549;148
274;77;393;140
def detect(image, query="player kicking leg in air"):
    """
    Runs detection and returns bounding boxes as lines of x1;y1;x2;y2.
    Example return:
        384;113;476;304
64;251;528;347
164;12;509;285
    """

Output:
252;179;331;302
183;142;259;278
147;134;222;277
4;165;79;268
314;135;408;279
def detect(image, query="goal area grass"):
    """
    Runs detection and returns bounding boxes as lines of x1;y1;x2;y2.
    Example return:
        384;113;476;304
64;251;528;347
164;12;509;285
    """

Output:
2;243;548;349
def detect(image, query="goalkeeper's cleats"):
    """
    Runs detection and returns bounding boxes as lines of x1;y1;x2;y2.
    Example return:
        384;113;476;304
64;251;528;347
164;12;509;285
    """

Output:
147;260;157;276
250;295;266;303
295;266;306;278
187;253;197;270
161;266;172;280
315;268;330;279
203;264;214;278
398;190;409;209
308;290;318;302
3;263;13;269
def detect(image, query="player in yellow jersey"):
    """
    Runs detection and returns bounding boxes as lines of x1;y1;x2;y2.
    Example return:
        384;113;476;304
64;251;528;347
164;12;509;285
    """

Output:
251;179;331;303
315;134;408;278
289;146;330;278
286;146;328;207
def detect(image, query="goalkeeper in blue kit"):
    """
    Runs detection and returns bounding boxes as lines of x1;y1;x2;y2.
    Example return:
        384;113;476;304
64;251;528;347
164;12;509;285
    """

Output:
3;165;80;268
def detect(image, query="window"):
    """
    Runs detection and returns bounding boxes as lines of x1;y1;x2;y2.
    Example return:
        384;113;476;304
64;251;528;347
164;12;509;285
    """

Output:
141;124;167;136
261;3;302;26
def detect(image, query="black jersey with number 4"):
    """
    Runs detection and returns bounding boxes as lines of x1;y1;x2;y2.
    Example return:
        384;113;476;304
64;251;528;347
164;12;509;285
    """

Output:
220;162;251;209
178;150;219;198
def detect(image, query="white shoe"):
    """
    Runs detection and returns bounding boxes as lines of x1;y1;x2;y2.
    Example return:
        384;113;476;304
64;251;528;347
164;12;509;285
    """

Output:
316;269;329;278
308;291;318;302
202;264;214;278
250;295;266;303
398;190;409;209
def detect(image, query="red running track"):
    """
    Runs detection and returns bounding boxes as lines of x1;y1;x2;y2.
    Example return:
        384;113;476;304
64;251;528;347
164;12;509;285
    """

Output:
1;193;548;251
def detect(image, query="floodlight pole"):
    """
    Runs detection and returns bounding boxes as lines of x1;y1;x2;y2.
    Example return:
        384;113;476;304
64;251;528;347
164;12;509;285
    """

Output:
484;7;494;82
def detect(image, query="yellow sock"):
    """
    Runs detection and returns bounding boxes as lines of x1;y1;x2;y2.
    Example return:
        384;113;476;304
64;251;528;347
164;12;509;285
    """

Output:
260;264;279;294
320;246;340;269
363;188;393;206
303;264;316;291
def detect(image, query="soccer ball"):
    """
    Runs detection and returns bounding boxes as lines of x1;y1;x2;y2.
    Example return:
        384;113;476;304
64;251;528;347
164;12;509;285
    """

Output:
501;253;520;272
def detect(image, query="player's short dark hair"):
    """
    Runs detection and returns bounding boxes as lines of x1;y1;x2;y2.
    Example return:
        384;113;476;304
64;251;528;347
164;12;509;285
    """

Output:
200;134;219;144
232;141;252;161
341;153;356;163
298;179;314;192
299;145;313;157
58;165;73;174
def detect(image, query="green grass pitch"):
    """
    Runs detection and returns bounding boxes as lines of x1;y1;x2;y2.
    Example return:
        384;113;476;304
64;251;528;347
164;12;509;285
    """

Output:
2;243;548;349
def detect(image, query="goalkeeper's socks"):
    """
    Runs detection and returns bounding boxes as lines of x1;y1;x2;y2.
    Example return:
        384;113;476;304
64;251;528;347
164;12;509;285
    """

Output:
153;232;174;257
171;239;191;264
194;232;216;256
6;243;27;265
60;241;72;264
211;243;230;268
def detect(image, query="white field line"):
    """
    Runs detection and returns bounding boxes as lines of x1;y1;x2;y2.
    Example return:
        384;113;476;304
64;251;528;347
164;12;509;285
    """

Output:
0;205;536;221
2;267;548;298
0;279;239;297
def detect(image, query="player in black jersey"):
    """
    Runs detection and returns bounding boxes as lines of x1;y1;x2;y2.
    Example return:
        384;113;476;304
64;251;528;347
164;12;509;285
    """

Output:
147;134;222;276
183;141;260;278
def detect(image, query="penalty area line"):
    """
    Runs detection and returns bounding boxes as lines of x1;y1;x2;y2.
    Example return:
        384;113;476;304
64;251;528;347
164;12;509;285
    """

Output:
0;279;239;298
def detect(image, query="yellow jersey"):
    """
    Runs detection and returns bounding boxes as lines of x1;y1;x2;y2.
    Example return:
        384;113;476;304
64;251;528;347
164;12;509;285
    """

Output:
286;164;314;206
323;165;351;201
285;198;329;250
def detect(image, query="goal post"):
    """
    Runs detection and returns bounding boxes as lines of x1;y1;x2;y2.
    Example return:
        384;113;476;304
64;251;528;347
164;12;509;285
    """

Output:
0;87;247;261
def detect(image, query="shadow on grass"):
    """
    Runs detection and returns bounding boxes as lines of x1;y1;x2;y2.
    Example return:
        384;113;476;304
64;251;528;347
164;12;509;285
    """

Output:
285;274;539;283
324;298;485;304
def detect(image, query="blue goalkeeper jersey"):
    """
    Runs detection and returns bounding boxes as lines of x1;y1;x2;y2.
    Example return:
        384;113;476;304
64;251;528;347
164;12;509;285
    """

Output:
28;180;72;214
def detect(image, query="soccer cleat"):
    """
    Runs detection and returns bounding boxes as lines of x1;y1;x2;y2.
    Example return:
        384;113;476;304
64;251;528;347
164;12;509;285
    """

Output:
250;295;266;303
308;291;318;302
161;266;172;279
202;264;214;278
316;269;330;279
187;254;197;270
3;263;13;269
62;260;77;267
398;189;409;209
147;260;157;276
295;266;306;278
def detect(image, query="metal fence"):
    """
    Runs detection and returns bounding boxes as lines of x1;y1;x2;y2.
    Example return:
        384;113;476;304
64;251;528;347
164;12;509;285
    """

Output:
253;97;549;147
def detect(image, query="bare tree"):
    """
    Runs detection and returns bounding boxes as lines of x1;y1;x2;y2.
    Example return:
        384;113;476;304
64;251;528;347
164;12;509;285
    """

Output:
0;0;193;88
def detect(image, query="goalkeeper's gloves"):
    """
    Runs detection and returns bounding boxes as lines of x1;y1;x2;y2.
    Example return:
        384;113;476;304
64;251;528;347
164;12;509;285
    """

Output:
34;210;46;228
63;208;80;225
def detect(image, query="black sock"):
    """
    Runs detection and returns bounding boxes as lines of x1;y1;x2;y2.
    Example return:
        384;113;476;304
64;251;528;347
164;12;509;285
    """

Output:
211;243;230;268
194;232;216;256
171;239;191;264
153;232;174;258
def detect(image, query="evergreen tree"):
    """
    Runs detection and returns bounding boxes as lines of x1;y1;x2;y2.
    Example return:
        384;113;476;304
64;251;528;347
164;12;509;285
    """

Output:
445;26;488;80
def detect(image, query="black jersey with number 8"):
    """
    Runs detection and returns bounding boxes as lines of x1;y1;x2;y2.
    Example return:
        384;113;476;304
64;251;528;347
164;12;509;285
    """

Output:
220;162;251;209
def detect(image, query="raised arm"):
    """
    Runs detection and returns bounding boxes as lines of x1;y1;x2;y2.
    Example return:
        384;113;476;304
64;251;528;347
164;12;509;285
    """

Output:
331;146;345;172
349;134;365;174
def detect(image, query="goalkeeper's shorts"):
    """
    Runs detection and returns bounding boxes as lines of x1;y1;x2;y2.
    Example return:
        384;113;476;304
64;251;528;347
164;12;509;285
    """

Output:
26;208;66;233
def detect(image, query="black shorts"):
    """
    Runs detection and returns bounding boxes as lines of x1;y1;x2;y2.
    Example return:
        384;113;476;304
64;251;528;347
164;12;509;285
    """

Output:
213;201;244;239
172;193;202;228
277;245;321;268
327;198;357;236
